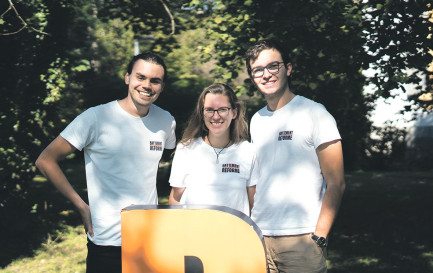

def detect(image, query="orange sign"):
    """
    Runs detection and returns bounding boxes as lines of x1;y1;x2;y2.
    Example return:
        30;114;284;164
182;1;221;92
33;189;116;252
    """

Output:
121;205;267;273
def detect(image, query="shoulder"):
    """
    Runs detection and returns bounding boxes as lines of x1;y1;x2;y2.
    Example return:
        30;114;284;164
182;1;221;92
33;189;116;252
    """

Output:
146;105;176;133
72;103;103;122
150;104;175;120
294;95;324;109
174;138;202;157
93;100;118;111
233;140;256;155
251;105;269;121
292;96;330;117
177;138;202;150
298;96;327;111
80;101;117;117
236;140;253;149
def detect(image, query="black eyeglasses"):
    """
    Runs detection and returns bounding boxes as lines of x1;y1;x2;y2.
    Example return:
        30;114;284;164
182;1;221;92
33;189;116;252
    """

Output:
250;62;285;78
203;107;231;118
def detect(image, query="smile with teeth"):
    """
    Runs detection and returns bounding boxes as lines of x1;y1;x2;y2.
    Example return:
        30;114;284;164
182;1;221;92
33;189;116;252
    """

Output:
138;90;153;97
263;80;276;86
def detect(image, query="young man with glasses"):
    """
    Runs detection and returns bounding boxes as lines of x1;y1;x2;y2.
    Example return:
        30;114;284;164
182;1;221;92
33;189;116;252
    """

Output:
35;52;176;273
245;39;346;273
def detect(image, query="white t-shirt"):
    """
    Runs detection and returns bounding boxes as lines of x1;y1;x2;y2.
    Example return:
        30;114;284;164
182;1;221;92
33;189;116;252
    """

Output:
250;95;341;236
61;101;176;246
169;138;258;216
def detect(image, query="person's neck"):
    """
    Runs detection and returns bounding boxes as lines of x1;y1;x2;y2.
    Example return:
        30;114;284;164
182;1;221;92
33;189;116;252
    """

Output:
118;97;150;118
205;134;231;149
266;88;295;112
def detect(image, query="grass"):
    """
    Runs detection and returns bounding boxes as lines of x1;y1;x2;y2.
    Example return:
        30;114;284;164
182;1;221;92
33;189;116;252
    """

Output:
1;163;432;273
327;171;433;273
1;225;87;273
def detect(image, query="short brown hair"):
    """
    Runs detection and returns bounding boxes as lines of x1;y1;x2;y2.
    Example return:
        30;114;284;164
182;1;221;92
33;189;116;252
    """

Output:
245;39;291;77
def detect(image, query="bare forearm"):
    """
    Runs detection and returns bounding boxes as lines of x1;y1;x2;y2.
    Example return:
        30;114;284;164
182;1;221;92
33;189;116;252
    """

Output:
315;140;346;237
168;187;185;205
315;180;345;237
36;136;93;236
247;185;256;216
36;157;87;210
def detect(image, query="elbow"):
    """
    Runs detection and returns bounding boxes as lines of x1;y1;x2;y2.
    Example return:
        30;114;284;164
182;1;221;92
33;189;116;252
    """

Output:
35;156;43;170
35;153;48;173
327;177;346;196
339;179;346;196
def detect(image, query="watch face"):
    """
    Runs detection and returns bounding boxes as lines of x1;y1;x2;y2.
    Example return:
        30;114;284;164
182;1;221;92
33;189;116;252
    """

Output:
317;237;327;247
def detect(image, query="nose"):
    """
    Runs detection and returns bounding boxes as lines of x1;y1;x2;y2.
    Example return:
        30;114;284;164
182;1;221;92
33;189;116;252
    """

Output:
263;68;273;79
212;111;221;118
141;79;151;90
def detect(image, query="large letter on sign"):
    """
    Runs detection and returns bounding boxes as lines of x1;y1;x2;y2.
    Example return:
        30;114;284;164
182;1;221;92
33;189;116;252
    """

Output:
121;205;266;273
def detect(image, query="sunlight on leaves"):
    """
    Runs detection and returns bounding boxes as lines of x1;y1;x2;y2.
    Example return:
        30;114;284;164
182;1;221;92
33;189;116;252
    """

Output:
357;257;379;266
60;210;74;216
422;252;433;268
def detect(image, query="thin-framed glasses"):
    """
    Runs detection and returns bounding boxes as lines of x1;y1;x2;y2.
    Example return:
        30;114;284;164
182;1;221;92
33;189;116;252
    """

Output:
203;107;232;118
250;61;285;78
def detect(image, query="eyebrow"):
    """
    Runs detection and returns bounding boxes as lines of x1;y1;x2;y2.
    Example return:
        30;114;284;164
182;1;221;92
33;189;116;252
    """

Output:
135;73;163;81
252;61;281;70
204;107;230;109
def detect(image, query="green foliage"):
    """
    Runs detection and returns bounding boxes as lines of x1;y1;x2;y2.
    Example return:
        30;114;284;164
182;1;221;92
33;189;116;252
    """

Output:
158;28;215;134
93;18;135;78
1;0;56;215
363;0;433;106
1;0;432;266
363;125;407;170
185;0;433;170
0;0;94;246
0;1;217;252
190;0;370;169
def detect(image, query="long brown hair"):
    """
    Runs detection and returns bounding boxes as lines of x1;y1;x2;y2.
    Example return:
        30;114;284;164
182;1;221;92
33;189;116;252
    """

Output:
180;83;249;146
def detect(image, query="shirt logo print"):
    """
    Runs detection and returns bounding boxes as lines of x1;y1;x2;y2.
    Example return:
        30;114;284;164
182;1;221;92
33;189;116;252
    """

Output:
278;131;293;141
222;164;240;173
150;141;163;151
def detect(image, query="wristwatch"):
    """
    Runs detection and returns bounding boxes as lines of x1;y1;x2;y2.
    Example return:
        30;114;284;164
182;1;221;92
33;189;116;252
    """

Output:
311;234;327;248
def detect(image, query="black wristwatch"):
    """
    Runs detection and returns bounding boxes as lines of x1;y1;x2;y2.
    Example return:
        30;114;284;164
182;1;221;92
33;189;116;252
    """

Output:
311;234;327;248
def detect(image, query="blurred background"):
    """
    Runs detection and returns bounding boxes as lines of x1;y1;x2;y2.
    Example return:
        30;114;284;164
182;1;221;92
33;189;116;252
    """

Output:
0;0;432;272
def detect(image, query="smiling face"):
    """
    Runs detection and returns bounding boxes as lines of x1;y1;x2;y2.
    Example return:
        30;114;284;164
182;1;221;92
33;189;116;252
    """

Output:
249;49;292;100
124;59;165;115
203;93;237;142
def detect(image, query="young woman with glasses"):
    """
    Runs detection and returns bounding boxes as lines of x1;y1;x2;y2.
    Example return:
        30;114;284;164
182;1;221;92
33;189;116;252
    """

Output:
168;83;258;216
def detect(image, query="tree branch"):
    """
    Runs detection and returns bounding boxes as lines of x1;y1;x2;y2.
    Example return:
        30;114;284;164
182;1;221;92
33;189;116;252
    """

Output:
1;0;50;36
159;0;175;35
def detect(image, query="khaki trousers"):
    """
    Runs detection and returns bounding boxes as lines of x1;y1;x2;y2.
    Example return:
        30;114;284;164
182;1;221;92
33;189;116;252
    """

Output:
264;234;327;273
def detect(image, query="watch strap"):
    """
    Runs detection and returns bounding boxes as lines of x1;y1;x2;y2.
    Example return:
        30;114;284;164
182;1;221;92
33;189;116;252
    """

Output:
311;234;328;248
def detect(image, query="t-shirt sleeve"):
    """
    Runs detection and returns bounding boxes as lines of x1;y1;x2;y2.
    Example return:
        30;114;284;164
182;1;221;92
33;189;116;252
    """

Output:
165;117;177;150
312;104;341;149
247;146;260;187
168;143;187;188
60;108;97;151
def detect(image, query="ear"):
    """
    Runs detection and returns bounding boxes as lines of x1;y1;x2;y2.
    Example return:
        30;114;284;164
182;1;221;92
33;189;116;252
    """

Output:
286;63;293;77
232;107;238;120
125;73;130;85
160;82;165;92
